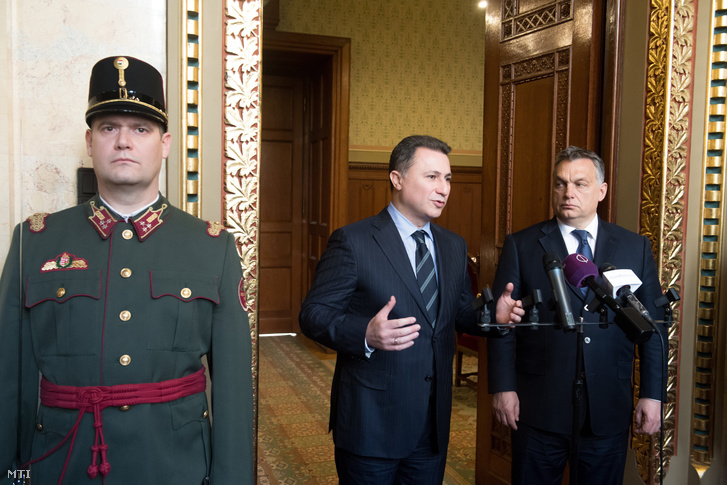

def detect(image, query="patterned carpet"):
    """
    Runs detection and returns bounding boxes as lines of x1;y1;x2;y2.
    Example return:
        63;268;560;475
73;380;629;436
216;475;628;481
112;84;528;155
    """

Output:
257;335;478;484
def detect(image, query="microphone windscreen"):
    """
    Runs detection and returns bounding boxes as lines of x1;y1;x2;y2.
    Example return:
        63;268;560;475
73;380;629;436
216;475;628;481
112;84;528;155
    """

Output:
563;253;598;288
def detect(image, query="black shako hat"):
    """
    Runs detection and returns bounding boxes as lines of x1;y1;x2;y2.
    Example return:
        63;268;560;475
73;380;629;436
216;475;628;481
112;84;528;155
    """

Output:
85;56;167;128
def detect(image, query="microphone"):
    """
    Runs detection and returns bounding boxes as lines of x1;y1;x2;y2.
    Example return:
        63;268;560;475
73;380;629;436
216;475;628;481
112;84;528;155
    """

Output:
600;263;659;331
542;253;576;330
562;253;654;344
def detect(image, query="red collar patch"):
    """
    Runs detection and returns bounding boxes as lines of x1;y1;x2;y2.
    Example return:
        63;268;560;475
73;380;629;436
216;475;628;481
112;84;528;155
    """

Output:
132;204;167;241
88;202;119;239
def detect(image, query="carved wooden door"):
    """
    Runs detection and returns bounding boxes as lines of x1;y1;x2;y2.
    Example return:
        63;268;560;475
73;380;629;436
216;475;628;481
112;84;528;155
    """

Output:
305;59;334;291
259;74;305;334
477;1;609;483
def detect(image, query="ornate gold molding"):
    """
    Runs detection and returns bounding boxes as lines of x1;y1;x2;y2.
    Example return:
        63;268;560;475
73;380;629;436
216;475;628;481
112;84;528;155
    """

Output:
637;0;695;482
182;0;202;217
689;0;725;477
223;0;261;464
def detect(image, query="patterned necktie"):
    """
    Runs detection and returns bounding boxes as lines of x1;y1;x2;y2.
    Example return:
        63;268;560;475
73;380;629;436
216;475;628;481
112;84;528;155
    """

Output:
572;229;593;295
413;230;438;323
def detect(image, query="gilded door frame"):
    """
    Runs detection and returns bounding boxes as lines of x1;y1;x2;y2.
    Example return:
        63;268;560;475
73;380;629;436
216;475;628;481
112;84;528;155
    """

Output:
168;0;264;465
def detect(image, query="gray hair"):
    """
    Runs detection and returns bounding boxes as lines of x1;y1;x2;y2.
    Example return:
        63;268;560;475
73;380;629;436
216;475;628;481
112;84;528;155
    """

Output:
553;146;605;184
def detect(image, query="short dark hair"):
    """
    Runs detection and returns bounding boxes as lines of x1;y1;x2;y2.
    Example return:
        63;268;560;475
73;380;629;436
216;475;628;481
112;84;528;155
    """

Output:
553;146;605;184
388;135;451;190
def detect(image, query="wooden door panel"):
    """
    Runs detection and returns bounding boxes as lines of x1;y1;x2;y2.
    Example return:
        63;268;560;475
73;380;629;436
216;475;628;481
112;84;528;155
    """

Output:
260;76;304;334
263;32;350;295
347;177;390;226
494;48;571;251
510;75;556;233
479;1;606;483
258;267;293;332
306;64;335;288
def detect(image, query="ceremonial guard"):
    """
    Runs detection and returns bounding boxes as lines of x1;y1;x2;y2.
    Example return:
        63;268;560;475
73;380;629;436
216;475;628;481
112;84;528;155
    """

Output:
0;56;254;484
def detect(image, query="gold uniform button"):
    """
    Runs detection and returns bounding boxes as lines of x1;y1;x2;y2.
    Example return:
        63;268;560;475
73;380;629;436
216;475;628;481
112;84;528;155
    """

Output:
122;229;134;240
119;405;131;412
181;287;192;299
36;423;43;431
120;268;132;278
120;310;131;322
119;354;131;366
56;287;66;298
202;410;209;419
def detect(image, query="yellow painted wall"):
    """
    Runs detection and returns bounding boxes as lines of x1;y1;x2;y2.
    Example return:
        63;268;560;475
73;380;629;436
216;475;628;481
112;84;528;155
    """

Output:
277;0;486;153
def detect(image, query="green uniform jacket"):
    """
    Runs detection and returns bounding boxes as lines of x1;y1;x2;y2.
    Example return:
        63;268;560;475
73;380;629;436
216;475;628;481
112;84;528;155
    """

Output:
0;195;254;484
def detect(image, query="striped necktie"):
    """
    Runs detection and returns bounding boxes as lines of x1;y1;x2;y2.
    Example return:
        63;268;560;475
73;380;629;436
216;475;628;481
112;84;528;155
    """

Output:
413;230;438;323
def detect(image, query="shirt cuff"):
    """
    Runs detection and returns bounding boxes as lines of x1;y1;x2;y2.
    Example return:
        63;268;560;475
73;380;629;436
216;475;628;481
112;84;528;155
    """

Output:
365;338;375;358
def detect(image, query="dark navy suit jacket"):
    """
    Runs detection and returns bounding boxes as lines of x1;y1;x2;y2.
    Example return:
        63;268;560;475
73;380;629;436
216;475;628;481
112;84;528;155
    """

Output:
487;218;667;436
299;208;490;458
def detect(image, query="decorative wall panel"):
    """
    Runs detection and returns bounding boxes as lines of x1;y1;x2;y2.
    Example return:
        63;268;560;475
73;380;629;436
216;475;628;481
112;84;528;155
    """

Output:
223;0;261;464
182;0;202;217
501;0;573;40
688;0;725;477
636;0;696;482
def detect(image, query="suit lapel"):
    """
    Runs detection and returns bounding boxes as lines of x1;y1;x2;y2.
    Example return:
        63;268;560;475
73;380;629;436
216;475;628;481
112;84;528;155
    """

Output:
594;221;618;270
371;210;432;323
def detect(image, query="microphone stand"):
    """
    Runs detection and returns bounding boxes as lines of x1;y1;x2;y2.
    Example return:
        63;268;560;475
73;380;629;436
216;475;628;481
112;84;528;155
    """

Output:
569;299;607;485
521;289;543;330
481;286;677;485
652;288;680;485
569;316;585;485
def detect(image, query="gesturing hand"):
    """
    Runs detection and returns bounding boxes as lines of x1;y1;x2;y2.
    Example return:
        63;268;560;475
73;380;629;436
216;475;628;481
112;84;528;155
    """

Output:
365;296;421;351
496;282;525;325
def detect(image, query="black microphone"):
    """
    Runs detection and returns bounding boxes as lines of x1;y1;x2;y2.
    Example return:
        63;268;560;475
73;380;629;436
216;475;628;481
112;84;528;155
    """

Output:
600;263;659;331
563;254;654;344
542;253;576;331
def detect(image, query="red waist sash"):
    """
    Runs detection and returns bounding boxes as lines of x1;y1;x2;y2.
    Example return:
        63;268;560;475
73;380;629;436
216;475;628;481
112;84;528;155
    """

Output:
26;367;207;484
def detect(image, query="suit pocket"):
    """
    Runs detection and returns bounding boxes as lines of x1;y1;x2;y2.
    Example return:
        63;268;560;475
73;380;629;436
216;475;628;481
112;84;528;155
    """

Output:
340;364;391;390
26;271;102;356
32;406;79;454
169;392;211;481
148;270;218;351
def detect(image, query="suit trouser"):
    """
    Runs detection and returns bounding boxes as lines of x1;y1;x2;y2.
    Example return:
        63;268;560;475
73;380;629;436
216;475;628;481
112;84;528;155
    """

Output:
510;420;630;485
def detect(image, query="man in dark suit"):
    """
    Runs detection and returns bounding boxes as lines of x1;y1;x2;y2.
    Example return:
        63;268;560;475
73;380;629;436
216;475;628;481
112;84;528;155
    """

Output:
299;135;523;484
487;146;668;485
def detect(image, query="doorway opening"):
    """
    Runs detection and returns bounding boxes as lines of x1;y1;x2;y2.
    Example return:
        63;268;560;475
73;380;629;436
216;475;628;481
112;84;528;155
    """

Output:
259;31;350;335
